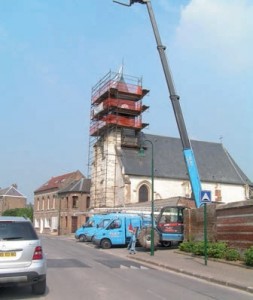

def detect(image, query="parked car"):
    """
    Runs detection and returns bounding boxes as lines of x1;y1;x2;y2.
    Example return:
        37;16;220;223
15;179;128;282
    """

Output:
0;216;47;295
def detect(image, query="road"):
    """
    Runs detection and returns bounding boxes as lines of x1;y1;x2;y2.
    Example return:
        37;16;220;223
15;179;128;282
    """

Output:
0;235;252;300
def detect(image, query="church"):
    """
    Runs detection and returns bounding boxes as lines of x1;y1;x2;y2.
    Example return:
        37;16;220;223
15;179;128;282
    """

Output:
88;70;252;209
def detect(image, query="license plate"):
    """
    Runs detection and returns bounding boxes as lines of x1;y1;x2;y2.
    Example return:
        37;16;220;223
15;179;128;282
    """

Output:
0;252;16;257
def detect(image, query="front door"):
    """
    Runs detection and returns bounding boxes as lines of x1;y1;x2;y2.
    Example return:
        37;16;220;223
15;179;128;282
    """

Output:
40;218;44;233
71;216;78;233
107;218;125;245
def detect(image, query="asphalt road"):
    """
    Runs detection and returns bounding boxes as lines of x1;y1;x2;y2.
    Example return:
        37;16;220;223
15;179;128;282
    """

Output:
0;235;252;300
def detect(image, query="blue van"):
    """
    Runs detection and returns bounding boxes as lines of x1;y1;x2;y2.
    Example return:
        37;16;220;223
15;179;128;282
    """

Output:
93;214;148;249
84;216;112;242
75;214;111;242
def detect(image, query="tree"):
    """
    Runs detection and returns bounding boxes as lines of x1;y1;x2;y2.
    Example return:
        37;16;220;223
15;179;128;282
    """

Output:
2;207;33;222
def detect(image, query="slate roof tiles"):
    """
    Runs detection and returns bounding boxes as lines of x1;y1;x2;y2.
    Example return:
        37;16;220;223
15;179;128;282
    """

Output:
119;133;252;185
58;178;91;194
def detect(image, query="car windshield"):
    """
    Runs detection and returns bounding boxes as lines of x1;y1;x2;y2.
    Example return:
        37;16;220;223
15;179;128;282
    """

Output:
0;221;38;241
98;219;110;228
84;220;95;228
158;207;184;223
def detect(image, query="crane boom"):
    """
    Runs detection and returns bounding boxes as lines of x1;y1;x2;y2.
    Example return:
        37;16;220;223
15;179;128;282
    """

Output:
113;0;202;208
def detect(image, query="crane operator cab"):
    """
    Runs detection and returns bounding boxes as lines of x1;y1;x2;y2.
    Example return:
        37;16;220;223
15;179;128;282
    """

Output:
156;206;185;247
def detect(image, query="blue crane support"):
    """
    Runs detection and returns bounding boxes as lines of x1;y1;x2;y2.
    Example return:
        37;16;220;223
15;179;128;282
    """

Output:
113;0;202;208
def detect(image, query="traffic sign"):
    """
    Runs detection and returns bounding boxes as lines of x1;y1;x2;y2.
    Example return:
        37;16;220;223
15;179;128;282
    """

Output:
201;190;211;203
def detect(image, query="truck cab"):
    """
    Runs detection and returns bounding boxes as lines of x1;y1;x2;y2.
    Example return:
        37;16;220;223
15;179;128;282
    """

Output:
156;206;185;247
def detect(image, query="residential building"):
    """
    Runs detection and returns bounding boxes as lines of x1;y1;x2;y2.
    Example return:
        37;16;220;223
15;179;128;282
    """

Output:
57;177;91;235
33;170;85;234
0;184;27;215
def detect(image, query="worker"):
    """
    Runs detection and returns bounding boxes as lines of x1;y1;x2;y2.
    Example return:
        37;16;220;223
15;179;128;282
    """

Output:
129;227;137;254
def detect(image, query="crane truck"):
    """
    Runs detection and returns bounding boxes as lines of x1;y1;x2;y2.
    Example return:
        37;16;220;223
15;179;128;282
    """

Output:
112;0;203;250
113;0;202;209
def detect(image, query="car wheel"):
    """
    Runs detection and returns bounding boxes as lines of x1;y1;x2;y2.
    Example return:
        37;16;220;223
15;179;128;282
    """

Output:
101;239;112;249
79;234;87;242
32;278;46;295
161;241;172;247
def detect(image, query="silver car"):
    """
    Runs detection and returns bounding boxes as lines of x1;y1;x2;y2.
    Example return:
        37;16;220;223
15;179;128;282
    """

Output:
0;216;47;295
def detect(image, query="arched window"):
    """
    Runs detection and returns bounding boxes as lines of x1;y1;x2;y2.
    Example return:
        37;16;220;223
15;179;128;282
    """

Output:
138;184;149;203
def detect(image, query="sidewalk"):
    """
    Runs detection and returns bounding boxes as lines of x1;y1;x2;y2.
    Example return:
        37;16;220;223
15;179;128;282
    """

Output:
62;234;253;294
124;247;253;294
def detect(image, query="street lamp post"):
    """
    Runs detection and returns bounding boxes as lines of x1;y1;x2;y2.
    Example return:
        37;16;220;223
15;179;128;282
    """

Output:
139;139;155;256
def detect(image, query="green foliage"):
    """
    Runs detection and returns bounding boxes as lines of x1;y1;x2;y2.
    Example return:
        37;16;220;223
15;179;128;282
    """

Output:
208;242;227;259
2;207;33;222
192;241;205;256
179;241;195;252
179;241;242;262
244;246;253;266
224;248;240;261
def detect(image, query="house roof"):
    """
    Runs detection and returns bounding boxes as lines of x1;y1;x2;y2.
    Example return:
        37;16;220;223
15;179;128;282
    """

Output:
0;186;25;198
58;178;91;194
118;133;252;186
34;170;84;193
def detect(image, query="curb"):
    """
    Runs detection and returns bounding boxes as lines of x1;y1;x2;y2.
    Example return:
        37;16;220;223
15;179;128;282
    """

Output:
127;255;253;294
173;250;253;270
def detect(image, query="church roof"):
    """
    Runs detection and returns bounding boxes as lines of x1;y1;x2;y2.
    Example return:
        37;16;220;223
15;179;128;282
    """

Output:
118;133;252;185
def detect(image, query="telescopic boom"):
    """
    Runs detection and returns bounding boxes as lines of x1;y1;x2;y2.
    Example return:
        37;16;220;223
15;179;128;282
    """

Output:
113;0;202;208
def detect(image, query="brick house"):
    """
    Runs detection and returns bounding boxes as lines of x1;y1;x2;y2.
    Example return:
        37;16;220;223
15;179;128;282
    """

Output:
0;185;27;215
57;178;91;235
33;170;87;234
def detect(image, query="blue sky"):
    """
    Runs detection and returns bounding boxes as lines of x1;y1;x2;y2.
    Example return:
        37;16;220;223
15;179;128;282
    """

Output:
0;0;252;203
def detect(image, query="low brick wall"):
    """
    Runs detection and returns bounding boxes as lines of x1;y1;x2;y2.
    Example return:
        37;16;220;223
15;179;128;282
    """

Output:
216;200;253;251
184;200;253;251
184;203;217;242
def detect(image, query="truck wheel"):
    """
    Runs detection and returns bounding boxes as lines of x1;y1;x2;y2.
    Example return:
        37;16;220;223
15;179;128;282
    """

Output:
138;227;159;249
101;239;112;249
161;241;171;247
79;234;87;242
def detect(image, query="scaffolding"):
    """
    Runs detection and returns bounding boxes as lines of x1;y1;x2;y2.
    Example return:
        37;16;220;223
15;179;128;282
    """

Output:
88;69;149;208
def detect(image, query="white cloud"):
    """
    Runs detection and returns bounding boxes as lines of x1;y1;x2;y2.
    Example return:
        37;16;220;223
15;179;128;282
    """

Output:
174;0;253;73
